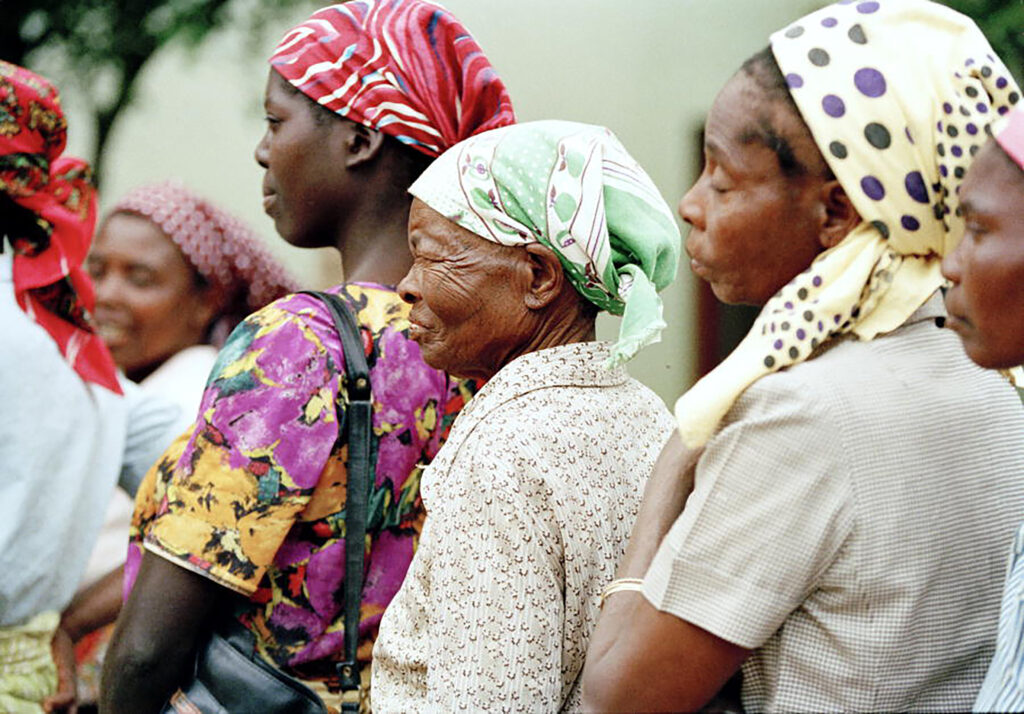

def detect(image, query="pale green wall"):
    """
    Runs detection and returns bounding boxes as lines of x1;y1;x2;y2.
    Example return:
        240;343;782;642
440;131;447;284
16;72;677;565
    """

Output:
59;0;819;404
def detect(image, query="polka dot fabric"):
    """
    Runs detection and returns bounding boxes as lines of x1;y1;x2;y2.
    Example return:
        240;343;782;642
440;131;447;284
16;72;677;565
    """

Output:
675;0;1020;448
111;181;299;344
408;120;681;366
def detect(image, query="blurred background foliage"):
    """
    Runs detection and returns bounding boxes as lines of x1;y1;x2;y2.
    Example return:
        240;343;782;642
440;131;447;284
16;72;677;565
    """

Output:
0;0;1021;187
0;0;294;183
943;0;1024;81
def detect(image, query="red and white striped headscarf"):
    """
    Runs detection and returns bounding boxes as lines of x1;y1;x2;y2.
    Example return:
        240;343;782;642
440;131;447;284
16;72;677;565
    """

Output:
269;0;515;157
109;181;300;345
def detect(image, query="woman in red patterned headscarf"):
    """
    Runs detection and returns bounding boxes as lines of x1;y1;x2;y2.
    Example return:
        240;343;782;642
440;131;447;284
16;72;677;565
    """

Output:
104;3;515;713
0;60;119;393
0;61;183;714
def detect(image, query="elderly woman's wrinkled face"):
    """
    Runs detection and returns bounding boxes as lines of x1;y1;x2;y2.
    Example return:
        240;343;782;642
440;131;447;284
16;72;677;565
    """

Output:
941;140;1024;369
399;199;531;380
679;71;834;306
88;213;215;380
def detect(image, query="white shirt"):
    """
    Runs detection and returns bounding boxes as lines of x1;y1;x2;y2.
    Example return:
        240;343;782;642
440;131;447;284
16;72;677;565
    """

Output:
645;295;1024;712
0;246;181;625
373;341;675;713
77;345;214;589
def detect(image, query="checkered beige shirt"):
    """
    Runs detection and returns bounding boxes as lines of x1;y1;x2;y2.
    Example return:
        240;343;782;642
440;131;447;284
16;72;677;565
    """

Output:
646;295;1024;712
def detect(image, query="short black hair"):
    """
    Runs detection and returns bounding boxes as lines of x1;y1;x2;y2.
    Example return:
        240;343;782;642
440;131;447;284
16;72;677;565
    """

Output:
287;82;434;184
384;134;435;186
738;46;833;180
0;192;50;249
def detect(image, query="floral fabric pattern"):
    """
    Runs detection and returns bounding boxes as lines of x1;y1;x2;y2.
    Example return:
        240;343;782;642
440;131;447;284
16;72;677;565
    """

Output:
128;283;468;682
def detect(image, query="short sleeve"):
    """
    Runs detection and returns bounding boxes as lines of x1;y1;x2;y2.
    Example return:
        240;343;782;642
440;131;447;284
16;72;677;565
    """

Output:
422;437;564;710
144;297;345;595
643;375;855;649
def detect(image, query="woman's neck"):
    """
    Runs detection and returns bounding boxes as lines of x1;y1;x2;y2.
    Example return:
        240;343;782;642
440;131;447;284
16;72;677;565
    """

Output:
335;199;414;285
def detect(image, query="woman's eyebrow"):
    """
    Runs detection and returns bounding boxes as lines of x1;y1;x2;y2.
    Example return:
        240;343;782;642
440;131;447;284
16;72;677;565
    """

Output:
738;119;804;176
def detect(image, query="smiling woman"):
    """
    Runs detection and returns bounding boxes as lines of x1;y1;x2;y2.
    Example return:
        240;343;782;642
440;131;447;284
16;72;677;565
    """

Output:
87;181;298;385
372;119;681;712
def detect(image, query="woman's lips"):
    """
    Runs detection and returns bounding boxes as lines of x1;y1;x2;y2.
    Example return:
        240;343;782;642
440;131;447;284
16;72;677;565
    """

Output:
262;193;276;214
689;257;711;280
407;321;426;341
943;312;969;334
95;322;131;345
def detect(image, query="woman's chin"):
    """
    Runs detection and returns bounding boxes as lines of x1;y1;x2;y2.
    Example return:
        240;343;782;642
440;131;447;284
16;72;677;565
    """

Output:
413;338;447;371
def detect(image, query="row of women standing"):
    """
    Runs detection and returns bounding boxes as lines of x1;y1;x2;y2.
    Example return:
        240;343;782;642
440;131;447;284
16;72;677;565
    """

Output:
3;0;1024;713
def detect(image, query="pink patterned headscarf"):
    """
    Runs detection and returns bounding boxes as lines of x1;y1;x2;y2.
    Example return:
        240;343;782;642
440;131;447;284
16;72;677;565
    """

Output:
997;105;1024;171
109;181;299;344
269;0;515;157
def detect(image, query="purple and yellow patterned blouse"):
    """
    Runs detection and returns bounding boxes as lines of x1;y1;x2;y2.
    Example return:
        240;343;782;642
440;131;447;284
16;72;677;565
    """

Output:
126;283;471;680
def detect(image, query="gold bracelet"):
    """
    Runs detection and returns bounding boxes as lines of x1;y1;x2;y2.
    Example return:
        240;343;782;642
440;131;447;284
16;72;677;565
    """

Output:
599;577;645;609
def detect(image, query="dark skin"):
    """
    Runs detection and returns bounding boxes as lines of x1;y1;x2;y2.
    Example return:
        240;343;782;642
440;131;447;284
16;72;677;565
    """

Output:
255;69;421;283
43;625;77;713
399;199;597;380
101;556;223;713
101;69;433;714
581;69;860;712
52;563;126;711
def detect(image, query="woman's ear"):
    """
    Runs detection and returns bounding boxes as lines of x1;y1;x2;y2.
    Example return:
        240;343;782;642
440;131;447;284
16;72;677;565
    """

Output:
522;243;565;311
344;123;386;169
187;286;220;336
819;180;861;249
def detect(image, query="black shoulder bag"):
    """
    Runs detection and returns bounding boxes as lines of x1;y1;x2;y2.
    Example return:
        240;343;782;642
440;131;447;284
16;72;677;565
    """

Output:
161;290;372;714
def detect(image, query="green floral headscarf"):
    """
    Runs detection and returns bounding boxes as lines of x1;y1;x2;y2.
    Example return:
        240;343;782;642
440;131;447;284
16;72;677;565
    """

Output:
409;120;681;366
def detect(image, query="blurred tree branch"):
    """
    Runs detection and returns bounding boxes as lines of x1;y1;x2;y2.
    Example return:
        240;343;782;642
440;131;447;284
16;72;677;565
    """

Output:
0;0;295;185
939;0;1024;84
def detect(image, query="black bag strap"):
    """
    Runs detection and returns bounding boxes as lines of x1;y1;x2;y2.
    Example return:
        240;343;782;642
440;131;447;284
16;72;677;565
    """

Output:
301;291;371;712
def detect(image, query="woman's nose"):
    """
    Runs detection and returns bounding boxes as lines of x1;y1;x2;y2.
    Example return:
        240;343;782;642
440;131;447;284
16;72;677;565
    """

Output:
941;241;964;286
397;266;420;306
254;131;270;169
677;181;704;230
91;271;119;305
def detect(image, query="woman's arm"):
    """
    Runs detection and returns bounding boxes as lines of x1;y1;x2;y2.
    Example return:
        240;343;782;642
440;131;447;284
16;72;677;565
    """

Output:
100;553;223;714
581;432;750;711
60;564;124;643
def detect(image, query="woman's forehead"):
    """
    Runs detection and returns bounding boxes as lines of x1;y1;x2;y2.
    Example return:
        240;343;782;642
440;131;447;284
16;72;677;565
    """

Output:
409;200;494;254
708;72;822;178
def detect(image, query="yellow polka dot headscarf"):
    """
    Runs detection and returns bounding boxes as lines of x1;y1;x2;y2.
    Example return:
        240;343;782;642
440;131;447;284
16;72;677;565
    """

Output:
675;0;1021;448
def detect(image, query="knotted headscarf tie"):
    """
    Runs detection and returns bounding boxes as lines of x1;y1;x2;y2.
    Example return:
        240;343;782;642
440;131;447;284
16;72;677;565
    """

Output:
0;61;120;393
675;0;1020;447
269;0;515;157
409;119;681;366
